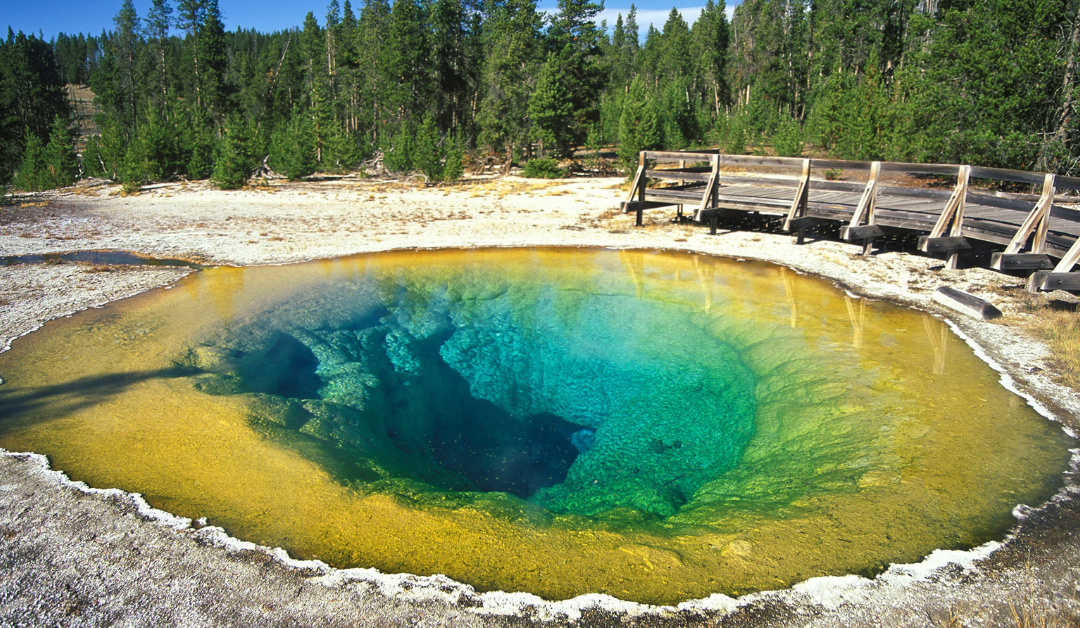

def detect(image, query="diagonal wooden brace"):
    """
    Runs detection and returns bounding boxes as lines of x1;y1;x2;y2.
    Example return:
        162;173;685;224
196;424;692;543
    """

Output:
782;159;812;232
696;154;720;219
847;162;881;230
1002;173;1056;256
922;165;971;269
927;165;971;240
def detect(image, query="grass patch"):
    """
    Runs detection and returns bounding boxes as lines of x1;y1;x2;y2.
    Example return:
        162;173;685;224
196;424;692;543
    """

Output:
1030;306;1080;388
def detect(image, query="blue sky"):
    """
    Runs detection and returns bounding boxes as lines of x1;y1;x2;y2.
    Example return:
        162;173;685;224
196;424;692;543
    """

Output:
4;0;735;41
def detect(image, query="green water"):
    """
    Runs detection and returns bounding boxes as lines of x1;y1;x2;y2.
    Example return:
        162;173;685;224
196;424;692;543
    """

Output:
0;248;1072;603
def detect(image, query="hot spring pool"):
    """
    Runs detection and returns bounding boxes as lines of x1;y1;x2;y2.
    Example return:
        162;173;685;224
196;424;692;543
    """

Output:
0;248;1072;604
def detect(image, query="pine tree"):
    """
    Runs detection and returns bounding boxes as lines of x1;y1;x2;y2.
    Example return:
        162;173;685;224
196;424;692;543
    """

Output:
81;136;107;178
625;4;640;55
199;0;228;118
120;141;145;193
141;104;180;181
528;51;575;157
13;129;47;191
146;0;172;102
0;30;71;184
383;122;414;173
177;104;216;178
358;0;392;143
477;0;542;166
271;108;317;180
213;115;250;189
431;0;467;131
691;0;730;117
112;0;141;132
545;0;607;152
324;122;366;173
43;116;78;188
386;0;431;120
617;76;660;171
413;114;444;181
442;134;464;181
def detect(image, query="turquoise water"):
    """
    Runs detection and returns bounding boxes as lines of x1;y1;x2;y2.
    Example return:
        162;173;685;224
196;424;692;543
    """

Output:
0;248;1071;603
186;257;757;517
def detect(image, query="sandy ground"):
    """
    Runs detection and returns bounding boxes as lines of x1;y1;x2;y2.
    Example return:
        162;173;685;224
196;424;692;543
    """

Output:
1;175;1079;627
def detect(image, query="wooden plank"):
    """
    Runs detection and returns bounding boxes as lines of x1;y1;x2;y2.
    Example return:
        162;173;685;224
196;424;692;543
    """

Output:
932;287;1003;320
700;202;787;216
918;236;972;253
646;188;706;199
645;170;712;182
644;150;717;162
968;166;1046;186
623;200;677;213
810;159;874;171
843;224;891;240
965;192;1045;213
990;253;1054;271
1035;271;1080;291
1056;175;1080;191
715;194;791;207
929;165;971;269
716;175;801;188
1050;205;1080;222
811;180;873;194
789;216;835;229
1052;230;1080;273
877;185;956;202
879;162;963;176
651;166;713;174
718;154;808;169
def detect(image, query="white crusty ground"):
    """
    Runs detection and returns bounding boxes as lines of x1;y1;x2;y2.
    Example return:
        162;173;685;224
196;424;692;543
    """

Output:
1;175;1079;627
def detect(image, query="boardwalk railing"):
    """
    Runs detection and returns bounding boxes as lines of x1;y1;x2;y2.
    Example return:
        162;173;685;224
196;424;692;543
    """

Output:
623;151;1080;291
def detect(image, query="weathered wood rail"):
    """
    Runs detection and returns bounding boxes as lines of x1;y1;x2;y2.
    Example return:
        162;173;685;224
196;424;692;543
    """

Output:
623;151;1080;291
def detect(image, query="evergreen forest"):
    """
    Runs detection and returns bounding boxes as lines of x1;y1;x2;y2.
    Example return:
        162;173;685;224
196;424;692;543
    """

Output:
3;0;1080;191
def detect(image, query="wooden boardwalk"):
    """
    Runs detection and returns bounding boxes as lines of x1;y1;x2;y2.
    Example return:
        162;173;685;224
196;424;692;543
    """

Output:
624;151;1080;291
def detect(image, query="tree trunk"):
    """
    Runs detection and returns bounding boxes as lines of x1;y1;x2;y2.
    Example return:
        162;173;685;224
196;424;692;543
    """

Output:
1043;2;1080;171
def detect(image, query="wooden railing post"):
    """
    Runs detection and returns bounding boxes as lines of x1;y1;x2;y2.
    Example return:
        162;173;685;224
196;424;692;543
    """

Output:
782;158;812;232
697;154;719;220
624;151;648;226
846;161;881;255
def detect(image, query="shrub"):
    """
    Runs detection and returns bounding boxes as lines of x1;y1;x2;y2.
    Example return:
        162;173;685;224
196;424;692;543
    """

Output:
522;157;564;179
773;118;805;157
